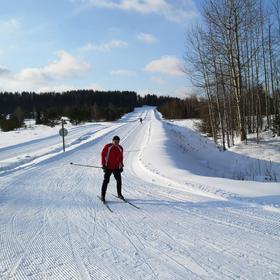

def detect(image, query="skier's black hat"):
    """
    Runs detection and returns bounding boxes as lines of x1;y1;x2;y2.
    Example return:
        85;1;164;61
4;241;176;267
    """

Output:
112;135;120;141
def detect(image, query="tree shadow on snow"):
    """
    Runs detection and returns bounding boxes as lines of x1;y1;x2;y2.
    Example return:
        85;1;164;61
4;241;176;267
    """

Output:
161;121;280;182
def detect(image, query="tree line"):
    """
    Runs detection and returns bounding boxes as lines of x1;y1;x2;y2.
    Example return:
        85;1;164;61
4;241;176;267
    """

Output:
0;90;201;131
0;90;138;130
185;0;280;149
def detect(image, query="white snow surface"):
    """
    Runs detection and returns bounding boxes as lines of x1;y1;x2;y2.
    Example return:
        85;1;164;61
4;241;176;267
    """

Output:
0;106;280;280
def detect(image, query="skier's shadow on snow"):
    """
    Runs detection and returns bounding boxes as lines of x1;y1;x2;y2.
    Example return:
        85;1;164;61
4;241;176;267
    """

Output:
130;196;280;212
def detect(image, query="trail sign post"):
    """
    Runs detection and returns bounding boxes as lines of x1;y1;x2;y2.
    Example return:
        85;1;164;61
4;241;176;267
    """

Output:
59;118;68;152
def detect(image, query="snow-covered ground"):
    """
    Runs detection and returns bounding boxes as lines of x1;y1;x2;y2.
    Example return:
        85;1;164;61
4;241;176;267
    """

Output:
0;106;279;279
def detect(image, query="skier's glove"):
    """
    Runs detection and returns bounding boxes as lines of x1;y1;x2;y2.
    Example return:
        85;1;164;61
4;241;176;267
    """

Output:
102;165;107;172
119;167;123;173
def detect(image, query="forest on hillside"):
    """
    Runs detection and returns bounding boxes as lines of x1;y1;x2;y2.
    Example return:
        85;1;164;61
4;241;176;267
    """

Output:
0;90;200;131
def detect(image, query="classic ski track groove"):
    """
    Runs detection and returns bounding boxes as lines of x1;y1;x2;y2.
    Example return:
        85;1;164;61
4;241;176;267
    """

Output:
107;208;160;279
121;181;280;275
127;192;277;278
66;184;128;279
124;181;280;271
109;205;206;279
111;194;215;278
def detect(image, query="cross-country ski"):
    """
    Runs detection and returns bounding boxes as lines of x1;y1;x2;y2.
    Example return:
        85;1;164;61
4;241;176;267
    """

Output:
97;196;113;213
113;195;140;209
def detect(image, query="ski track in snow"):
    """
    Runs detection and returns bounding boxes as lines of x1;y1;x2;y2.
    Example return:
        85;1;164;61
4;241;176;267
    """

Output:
0;107;280;279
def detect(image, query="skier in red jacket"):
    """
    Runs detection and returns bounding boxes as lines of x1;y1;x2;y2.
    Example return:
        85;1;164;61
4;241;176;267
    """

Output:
101;135;124;202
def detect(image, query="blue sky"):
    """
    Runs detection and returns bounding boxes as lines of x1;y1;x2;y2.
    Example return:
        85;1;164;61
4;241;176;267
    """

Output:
0;0;200;98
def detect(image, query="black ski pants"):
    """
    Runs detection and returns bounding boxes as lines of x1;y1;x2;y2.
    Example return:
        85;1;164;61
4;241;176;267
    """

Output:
101;168;122;199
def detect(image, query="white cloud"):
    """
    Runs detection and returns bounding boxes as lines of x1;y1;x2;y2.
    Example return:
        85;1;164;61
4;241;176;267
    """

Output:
87;83;106;91
76;0;198;23
0;66;10;76
0;18;20;33
31;83;105;93
81;40;128;52
0;51;91;92
151;76;165;85
19;68;48;83
110;69;136;77
136;32;158;44
43;51;91;79
38;84;79;93
144;55;184;76
174;87;189;98
174;86;199;98
17;51;91;83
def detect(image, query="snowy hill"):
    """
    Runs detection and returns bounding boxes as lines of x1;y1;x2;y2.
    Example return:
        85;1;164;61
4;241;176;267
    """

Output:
0;106;279;279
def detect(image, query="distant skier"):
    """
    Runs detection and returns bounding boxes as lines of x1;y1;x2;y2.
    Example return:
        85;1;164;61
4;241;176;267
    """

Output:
140;117;143;124
100;135;124;202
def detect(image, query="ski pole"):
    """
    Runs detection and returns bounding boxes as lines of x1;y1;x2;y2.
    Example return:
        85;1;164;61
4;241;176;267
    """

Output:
70;162;102;169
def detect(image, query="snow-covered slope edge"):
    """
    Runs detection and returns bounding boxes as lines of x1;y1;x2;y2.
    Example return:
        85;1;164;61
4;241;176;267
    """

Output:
137;109;280;212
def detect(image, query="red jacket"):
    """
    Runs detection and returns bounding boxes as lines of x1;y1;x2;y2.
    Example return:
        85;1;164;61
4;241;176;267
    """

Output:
101;143;123;170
